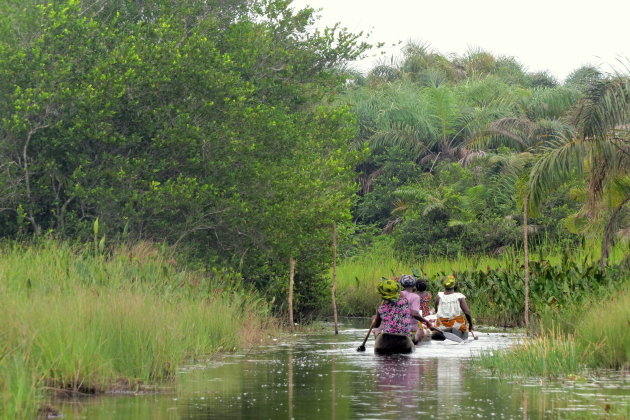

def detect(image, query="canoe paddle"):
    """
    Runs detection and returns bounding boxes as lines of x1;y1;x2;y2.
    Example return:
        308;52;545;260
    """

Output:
470;330;479;340
442;331;464;343
429;328;464;343
357;301;383;352
429;327;464;343
356;317;376;352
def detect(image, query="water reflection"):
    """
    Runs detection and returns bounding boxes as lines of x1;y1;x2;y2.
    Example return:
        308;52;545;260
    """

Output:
436;357;463;418
53;325;630;420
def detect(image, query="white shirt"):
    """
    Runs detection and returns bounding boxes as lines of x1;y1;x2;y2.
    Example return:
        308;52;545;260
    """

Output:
436;292;465;318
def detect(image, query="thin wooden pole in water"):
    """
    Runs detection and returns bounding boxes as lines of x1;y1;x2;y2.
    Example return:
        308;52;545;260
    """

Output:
523;197;530;329
289;256;295;328
332;223;339;335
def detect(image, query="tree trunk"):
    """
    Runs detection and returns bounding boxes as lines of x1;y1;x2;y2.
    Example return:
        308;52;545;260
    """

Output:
523;197;530;329
332;223;339;335
600;196;630;268
288;256;296;327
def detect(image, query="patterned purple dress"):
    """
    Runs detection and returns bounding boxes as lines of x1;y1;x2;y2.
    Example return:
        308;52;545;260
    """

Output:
378;297;412;335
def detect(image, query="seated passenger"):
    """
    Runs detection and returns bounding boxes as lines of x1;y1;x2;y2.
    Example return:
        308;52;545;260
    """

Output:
434;275;474;340
399;274;429;343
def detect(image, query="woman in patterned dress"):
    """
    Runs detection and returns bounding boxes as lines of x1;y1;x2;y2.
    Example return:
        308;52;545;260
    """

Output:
373;278;428;342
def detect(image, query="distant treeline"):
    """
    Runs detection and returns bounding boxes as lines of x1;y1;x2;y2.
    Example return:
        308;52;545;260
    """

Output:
339;42;629;263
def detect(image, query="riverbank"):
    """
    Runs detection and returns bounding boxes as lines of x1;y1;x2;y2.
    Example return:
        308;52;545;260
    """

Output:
476;289;630;377
46;322;630;420
0;240;277;420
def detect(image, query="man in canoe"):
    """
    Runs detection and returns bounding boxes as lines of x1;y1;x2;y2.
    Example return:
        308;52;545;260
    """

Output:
434;275;474;340
373;278;430;344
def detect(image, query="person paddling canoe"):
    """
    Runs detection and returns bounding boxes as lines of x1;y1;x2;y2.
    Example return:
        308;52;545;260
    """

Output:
373;278;430;344
434;275;474;340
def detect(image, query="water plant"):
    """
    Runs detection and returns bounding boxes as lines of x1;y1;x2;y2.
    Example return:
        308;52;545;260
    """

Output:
334;240;629;324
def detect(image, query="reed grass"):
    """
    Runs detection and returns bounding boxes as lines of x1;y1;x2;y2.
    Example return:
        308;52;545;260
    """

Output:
0;240;275;420
476;330;588;377
0;351;41;420
476;290;630;376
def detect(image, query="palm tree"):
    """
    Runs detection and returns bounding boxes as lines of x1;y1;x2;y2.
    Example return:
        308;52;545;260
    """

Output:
364;80;517;168
467;84;582;326
527;75;630;265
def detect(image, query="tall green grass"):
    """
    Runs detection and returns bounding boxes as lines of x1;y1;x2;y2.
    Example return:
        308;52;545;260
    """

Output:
335;241;527;316
477;290;630;376
335;239;629;322
0;240;275;419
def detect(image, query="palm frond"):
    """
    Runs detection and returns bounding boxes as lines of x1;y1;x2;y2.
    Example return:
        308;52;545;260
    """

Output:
422;85;459;142
369;121;435;157
606;175;630;207
469;117;535;150
391;199;409;216
526;86;581;120
392;185;427;203
572;76;630;140
527;134;606;210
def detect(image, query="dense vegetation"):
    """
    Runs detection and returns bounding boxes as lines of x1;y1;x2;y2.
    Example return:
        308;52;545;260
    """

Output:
0;0;368;315
0;239;274;419
340;43;629;265
334;239;628;322
476;289;630;375
1;0;629;417
0;1;368;416
1;1;628;318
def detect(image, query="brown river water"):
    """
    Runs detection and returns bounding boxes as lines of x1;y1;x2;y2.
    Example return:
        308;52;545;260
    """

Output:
53;319;629;419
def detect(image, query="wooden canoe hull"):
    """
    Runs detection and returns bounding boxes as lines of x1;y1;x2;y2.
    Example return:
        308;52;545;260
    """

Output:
374;332;415;354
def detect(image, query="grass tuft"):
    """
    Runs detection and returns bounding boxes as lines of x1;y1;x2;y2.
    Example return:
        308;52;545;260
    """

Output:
0;240;275;419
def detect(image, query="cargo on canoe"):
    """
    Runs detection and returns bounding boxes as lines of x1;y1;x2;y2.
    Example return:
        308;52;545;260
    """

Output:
374;332;415;354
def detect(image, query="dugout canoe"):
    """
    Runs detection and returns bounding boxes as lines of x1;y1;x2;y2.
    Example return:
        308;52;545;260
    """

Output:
374;332;415;354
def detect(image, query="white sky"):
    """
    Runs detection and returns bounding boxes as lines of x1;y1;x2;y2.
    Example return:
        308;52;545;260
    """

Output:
291;0;630;82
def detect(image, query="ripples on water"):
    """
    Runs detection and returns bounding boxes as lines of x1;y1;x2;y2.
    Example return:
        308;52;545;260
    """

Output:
55;321;629;420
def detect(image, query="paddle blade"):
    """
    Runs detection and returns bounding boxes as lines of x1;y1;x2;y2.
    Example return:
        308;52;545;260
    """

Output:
442;331;464;343
356;345;366;352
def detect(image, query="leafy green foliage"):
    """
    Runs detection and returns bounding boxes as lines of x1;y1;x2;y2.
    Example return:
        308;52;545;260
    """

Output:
0;0;368;305
343;41;628;269
422;252;627;326
379;159;580;258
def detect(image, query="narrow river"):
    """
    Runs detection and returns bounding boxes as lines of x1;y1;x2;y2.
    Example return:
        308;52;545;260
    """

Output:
54;319;628;419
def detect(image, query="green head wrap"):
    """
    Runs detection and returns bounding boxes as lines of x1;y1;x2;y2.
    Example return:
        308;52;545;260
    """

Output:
376;278;401;301
442;275;456;288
